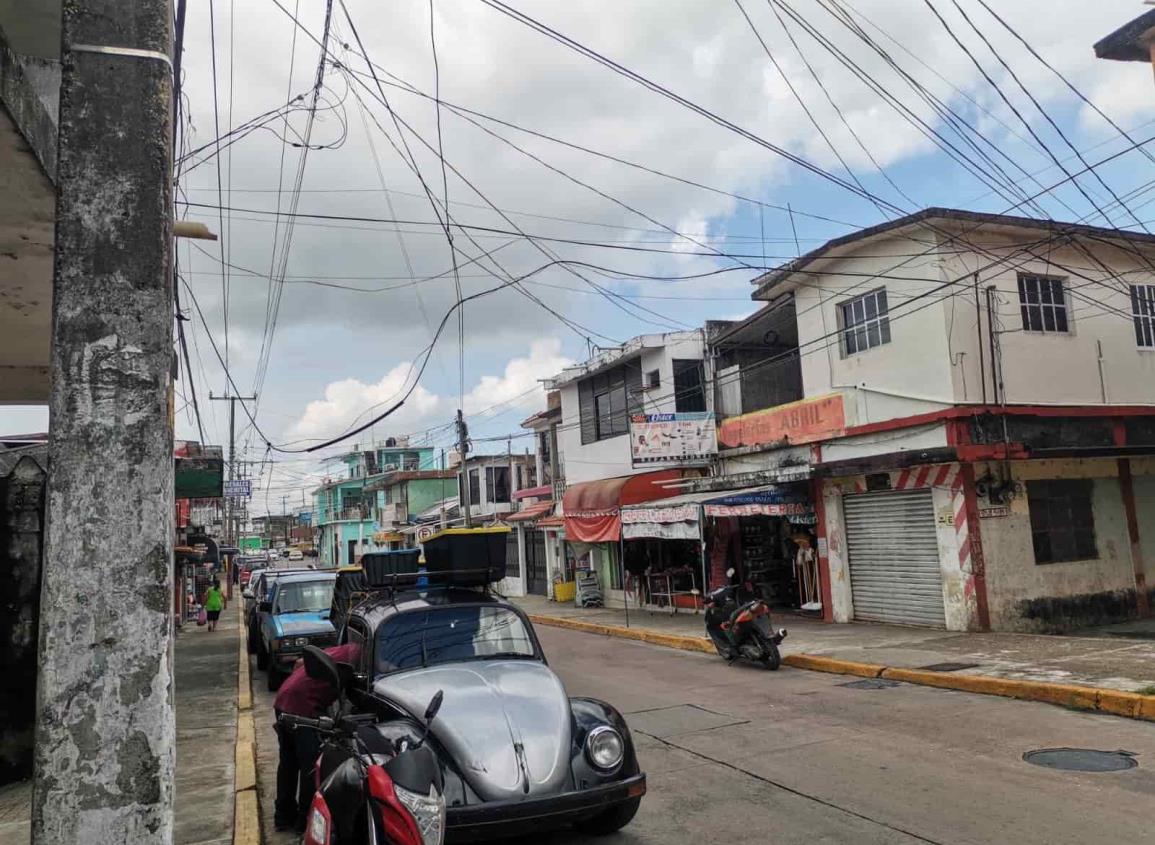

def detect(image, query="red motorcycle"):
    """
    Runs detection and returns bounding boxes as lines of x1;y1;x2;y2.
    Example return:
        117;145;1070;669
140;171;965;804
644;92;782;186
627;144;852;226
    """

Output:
704;571;787;670
280;647;445;845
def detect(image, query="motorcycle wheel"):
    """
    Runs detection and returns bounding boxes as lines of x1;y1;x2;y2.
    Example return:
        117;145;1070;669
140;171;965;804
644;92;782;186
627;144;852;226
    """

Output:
712;640;732;659
761;641;781;671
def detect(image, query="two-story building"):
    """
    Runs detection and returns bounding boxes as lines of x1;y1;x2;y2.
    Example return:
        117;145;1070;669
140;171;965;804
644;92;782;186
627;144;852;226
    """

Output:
544;330;720;607
313;439;439;567
508;393;565;597
714;208;1155;632
365;469;459;548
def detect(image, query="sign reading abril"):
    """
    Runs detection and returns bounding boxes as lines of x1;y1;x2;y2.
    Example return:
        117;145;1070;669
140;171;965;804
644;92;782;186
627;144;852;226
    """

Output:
719;393;846;449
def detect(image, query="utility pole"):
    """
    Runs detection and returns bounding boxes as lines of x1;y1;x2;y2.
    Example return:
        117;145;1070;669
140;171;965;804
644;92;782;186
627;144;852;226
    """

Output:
209;392;256;550
456;410;474;527
282;494;289;547
34;1;174;842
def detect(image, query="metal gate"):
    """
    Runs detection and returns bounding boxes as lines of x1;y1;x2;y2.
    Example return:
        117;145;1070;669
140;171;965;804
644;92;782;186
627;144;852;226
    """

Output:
525;530;548;596
844;488;946;627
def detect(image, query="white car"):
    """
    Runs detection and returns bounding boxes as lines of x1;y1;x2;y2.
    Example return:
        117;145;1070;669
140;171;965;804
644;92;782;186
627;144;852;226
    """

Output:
288;549;304;561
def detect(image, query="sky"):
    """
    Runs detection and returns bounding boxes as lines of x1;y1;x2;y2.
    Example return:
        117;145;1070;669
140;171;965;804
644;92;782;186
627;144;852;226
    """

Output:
5;0;1155;513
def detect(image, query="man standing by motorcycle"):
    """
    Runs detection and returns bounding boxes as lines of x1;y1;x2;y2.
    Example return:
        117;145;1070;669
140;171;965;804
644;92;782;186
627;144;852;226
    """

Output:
272;643;361;832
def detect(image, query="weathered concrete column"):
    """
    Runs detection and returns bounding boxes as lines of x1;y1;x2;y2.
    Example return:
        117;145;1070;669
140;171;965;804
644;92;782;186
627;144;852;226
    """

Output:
32;0;175;842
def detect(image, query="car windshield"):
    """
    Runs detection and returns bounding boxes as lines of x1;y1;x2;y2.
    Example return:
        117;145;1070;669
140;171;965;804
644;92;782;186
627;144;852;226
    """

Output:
274;580;334;614
374;605;536;675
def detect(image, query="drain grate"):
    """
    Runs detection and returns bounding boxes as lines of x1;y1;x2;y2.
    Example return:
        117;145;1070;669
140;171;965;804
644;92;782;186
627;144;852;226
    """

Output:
1023;748;1138;773
916;662;980;672
839;678;901;690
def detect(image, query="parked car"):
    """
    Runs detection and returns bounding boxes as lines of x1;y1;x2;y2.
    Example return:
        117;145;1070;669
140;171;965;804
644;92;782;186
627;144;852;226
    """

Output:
288;548;304;561
341;586;646;841
244;566;312;654
256;571;337;691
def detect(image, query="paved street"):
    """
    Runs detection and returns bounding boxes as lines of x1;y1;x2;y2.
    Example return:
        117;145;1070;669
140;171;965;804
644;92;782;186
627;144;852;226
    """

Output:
249;624;1155;845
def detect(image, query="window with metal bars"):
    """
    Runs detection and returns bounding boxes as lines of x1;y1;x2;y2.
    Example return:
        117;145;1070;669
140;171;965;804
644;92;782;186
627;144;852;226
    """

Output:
838;288;890;356
1017;274;1070;334
1130;284;1155;348
1027;479;1097;564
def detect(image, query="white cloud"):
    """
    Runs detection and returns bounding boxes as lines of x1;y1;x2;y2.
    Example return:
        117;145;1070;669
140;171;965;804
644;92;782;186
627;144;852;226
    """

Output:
463;338;574;416
288;362;442;442
287;338;572;443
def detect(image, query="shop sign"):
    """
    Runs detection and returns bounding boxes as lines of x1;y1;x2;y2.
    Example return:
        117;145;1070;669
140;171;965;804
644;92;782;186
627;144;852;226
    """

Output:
630;412;717;464
708;488;803;506
979;506;1011;519
704;501;813;518
223;479;251;497
621;504;699;524
718;393;845;449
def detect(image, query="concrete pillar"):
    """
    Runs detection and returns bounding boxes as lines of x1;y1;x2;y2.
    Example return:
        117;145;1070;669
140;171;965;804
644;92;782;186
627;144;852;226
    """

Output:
32;1;175;842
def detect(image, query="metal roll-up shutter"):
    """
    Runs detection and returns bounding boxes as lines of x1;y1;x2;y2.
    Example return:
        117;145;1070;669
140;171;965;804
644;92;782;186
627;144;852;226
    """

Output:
844;489;945;627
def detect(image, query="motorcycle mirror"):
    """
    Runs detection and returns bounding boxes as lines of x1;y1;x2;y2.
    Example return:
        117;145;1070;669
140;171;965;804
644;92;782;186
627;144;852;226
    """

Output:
302;645;342;692
415;689;444;748
424;690;444;725
726;568;735;578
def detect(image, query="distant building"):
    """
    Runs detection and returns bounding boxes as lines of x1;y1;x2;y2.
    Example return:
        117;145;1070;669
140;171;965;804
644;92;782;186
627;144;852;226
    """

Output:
312;438;440;567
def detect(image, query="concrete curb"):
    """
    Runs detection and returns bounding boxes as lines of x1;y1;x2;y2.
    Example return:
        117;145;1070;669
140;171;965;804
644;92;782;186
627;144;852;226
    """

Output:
234;606;261;845
527;612;1155;722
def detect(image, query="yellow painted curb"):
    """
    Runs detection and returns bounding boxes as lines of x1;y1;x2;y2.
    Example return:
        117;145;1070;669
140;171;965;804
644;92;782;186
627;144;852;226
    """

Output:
528;613;714;655
233;790;260;845
782;654;885;678
234;712;257;793
528;611;1155;722
234;604;262;845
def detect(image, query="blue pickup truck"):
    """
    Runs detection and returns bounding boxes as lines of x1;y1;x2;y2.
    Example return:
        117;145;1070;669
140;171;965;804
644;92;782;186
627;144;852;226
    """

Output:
255;570;337;690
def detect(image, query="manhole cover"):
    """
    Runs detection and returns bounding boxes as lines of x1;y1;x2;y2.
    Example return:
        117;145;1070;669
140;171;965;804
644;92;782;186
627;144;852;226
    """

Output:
839;678;901;690
916;662;980;672
1023;748;1138;772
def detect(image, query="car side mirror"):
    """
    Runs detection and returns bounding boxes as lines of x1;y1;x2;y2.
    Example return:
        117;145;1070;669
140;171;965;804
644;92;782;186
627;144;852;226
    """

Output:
258;600;272;613
303;645;343;692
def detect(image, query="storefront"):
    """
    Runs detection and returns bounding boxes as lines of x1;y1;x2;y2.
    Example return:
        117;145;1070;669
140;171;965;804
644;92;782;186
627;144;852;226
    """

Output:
620;500;704;610
561;470;686;606
615;483;819;612
505;500;555;597
703;485;818;610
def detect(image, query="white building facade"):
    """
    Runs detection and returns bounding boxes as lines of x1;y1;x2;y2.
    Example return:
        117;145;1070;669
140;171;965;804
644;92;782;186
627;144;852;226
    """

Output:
728;208;1155;632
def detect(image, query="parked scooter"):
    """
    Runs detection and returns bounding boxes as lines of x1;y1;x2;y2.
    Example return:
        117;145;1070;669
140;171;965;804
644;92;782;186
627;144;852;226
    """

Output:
279;646;446;845
704;570;787;670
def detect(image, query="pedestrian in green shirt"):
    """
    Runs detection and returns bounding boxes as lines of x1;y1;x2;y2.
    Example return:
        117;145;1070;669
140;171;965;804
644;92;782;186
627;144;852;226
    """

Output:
204;580;224;632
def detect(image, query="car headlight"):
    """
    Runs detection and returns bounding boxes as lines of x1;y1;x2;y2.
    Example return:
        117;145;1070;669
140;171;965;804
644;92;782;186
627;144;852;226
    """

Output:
393;783;445;845
293;637;310;647
585;725;625;771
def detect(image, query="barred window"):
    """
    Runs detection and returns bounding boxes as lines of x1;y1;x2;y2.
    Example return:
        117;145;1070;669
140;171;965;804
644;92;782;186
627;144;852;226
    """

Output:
1018;274;1070;333
1027;479;1097;564
839;288;890;356
1130;284;1155;349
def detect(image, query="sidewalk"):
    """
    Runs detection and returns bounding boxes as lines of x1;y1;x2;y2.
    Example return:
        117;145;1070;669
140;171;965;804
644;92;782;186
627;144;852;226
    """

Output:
0;609;240;845
513;595;1155;693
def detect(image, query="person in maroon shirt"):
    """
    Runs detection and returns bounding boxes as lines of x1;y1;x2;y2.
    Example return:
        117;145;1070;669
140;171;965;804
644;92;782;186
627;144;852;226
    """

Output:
272;643;360;831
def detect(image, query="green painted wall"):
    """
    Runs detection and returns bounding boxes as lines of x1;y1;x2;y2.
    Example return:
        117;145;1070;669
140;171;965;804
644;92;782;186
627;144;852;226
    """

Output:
407;477;458;518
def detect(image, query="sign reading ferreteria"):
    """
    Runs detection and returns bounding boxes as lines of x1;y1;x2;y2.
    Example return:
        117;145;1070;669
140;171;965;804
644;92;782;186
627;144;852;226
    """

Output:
630;412;717;464
718;393;846;449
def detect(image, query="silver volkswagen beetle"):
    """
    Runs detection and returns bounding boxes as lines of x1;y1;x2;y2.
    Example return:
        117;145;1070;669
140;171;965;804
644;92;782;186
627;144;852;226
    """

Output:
340;587;646;841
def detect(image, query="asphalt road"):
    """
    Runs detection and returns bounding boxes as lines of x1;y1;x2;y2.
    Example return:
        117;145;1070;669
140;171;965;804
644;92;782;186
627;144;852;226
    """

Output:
251;625;1155;845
